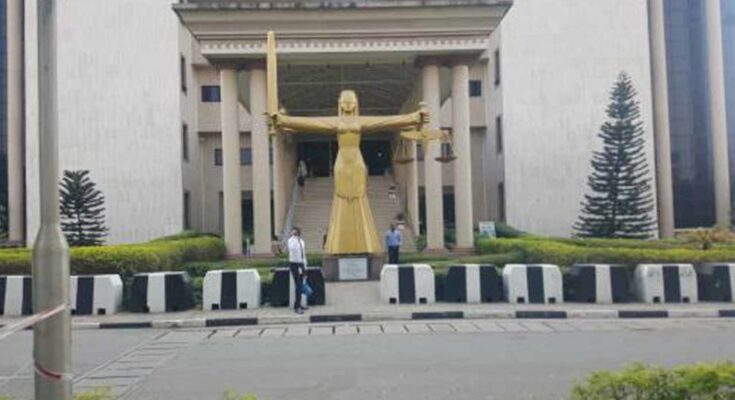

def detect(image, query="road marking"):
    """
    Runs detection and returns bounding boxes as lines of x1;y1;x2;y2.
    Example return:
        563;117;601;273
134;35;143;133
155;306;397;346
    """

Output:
357;325;383;335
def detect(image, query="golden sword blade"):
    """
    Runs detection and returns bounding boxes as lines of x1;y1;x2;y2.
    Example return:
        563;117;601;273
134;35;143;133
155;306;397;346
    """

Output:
267;31;279;135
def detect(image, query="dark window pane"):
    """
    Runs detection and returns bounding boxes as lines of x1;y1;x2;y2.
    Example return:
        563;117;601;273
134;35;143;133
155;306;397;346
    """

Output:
494;49;501;86
241;148;252;165
469;80;482;97
496;116;503;154
182;123;189;161
180;55;187;93
201;85;221;103
214;148;222;166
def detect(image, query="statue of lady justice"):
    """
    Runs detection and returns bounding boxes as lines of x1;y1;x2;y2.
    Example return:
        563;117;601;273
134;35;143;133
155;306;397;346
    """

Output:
266;32;429;255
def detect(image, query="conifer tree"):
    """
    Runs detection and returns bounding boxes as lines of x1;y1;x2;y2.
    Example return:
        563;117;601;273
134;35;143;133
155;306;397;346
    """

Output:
60;170;108;246
574;73;656;239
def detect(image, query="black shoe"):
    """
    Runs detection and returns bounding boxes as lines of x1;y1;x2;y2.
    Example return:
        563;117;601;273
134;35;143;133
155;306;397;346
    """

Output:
294;308;304;315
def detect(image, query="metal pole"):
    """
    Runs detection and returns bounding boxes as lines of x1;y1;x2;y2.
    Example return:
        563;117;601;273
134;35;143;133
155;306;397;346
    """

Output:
32;0;72;399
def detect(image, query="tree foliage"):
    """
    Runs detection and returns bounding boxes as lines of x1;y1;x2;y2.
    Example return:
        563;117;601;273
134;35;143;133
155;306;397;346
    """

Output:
574;73;656;239
60;170;108;246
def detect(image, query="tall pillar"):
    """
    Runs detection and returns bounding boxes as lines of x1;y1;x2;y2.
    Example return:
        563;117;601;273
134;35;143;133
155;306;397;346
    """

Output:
451;62;474;248
421;62;444;250
273;135;285;238
249;67;272;254
220;68;242;256
7;0;25;243
704;0;731;228
647;0;675;238
406;141;419;234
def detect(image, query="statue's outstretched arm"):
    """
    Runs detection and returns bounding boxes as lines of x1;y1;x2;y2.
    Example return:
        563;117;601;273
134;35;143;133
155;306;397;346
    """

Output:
360;104;429;133
273;114;338;134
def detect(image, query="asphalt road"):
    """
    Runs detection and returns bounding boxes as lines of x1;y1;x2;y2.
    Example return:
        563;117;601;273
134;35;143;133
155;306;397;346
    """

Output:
1;319;734;400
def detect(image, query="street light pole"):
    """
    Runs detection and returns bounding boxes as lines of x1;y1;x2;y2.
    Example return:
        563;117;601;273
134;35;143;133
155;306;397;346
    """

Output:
32;0;72;399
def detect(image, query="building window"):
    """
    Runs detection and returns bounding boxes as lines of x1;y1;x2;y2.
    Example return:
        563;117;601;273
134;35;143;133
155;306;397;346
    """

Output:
183;191;191;230
240;148;252;165
498;182;506;222
469;80;482;97
180;55;187;93
495;116;503;154
494;49;501;86
201;85;221;103
182;123;189;161
214;148;253;166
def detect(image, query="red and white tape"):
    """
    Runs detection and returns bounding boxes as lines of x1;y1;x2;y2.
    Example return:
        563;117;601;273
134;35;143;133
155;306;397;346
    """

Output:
0;303;67;342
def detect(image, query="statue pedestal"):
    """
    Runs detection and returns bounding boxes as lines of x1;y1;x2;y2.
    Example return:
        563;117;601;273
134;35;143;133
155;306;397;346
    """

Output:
322;253;386;282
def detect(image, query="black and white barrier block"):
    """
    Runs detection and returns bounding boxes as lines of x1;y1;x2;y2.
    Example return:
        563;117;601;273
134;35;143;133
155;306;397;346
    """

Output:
568;264;631;303
633;264;698;303
503;264;563;304
70;275;123;315
444;264;503;303
270;267;325;308
203;269;261;311
129;272;196;313
0;275;33;316
380;264;435;304
697;263;735;302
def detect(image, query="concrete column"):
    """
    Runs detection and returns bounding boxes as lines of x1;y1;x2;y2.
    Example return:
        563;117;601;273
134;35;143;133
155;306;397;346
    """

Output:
273;135;285;238
647;0;676;238
249;67;272;254
451;63;474;248
7;0;25;243
220;68;242;256
406;141;419;234
421;62;444;250
704;0;731;228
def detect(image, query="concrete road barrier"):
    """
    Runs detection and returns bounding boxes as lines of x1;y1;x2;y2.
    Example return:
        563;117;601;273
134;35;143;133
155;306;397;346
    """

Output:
203;269;261;311
70;274;123;315
129;272;196;313
697;263;735;302
503;264;563;304
380;264;435;304
0;275;32;316
634;264;698;303
569;264;631;303
444;264;503;303
271;267;325;308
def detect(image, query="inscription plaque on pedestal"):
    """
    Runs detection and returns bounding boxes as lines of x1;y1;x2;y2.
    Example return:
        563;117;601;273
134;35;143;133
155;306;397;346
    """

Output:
338;258;369;281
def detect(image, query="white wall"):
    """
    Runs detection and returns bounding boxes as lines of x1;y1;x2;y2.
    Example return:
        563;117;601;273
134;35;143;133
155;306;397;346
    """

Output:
500;0;657;237
26;0;184;244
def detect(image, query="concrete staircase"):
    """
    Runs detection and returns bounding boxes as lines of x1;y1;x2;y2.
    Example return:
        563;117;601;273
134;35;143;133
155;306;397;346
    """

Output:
293;175;416;253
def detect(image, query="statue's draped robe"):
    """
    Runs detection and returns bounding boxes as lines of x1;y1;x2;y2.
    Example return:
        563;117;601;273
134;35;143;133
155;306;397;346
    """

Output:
277;113;420;255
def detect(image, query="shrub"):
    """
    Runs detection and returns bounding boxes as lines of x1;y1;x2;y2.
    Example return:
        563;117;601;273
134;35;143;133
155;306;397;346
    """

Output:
0;235;225;276
495;223;528;238
476;237;735;269
570;362;735;400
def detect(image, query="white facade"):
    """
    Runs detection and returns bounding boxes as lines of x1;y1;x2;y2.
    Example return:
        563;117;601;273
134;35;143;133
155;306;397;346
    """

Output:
497;0;657;237
15;0;699;246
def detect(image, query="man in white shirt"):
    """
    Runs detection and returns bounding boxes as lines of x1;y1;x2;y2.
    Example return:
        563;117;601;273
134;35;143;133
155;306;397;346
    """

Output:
287;227;308;314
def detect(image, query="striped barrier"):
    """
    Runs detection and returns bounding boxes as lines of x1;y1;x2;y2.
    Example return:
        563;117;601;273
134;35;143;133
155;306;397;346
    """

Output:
380;264;435;305
568;264;631;303
129;272;196;313
503;264;563;304
697;263;735;302
70;275;123;315
203;269;261;311
0;276;33;316
444;264;503;303
633;264;698;304
270;267;325;308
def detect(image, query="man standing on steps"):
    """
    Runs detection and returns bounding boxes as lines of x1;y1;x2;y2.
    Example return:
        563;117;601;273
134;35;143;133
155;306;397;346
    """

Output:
385;223;402;264
287;227;308;314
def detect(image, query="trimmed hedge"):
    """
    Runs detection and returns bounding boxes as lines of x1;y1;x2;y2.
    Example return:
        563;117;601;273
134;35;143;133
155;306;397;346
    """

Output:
477;237;735;269
0;235;225;276
571;362;735;399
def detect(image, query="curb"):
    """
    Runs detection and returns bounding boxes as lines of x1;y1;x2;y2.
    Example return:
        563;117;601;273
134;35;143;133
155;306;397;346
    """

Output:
63;308;735;331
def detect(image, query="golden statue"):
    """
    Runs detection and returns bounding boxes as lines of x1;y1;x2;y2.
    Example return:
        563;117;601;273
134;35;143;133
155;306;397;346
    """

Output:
266;32;436;255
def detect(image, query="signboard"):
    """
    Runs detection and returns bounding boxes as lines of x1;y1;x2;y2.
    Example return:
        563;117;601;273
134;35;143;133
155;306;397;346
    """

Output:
338;257;369;281
478;221;497;238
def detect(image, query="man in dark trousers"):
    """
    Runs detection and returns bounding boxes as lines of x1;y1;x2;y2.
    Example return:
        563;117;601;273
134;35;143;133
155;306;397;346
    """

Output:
286;227;308;314
384;223;402;264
